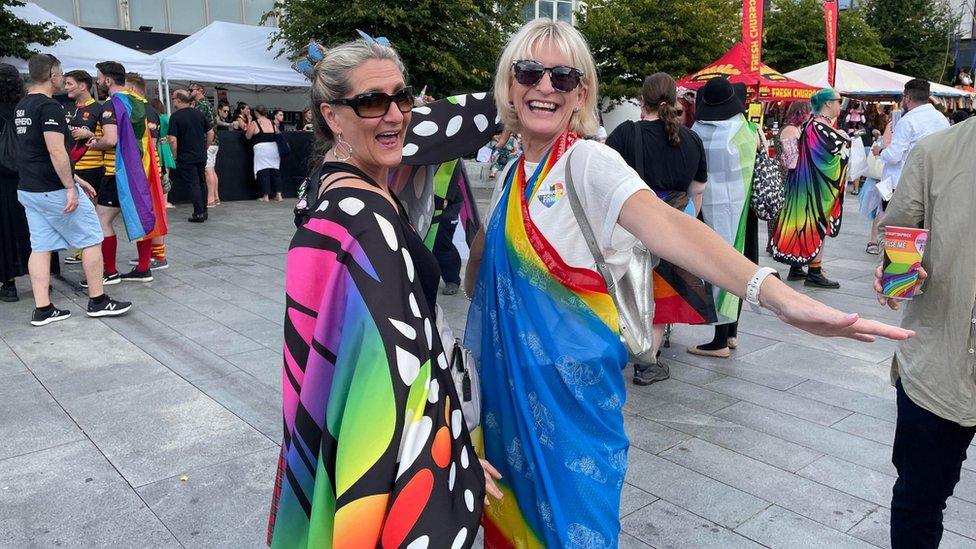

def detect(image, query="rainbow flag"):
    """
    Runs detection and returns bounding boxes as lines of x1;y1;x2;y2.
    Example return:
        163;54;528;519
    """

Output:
110;91;167;241
466;133;629;547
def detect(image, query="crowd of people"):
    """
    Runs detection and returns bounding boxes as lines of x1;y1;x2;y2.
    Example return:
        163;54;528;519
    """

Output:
1;15;972;549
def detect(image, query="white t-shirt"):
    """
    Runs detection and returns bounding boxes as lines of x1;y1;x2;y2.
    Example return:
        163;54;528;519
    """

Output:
485;140;650;282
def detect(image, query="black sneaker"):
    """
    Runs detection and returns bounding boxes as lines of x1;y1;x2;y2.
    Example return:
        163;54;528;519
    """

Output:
64;252;83;264
442;283;459;296
787;266;807;281
0;282;17;302
120;268;153;283
128;258;169;270
80;272;121;288
188;214;206;223
633;361;670;386
805;271;840;289
87;296;132;317
31;306;71;327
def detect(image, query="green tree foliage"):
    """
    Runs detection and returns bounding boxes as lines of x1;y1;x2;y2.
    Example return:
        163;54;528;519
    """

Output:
268;0;528;97
576;0;740;103
0;0;68;60
862;0;957;82
764;0;890;74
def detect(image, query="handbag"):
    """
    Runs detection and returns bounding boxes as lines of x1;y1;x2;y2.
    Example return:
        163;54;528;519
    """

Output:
749;148;785;221
434;304;481;431
864;149;883;180
563;144;657;366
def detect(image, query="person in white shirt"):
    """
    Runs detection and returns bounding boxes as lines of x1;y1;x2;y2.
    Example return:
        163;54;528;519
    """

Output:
872;79;949;191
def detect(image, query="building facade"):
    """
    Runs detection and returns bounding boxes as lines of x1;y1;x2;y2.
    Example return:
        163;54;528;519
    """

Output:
33;0;276;35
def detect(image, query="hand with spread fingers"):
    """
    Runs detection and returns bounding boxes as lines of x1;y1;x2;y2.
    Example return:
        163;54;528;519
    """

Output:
759;276;916;343
480;459;503;505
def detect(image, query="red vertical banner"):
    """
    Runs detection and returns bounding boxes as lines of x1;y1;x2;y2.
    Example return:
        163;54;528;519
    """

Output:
824;0;838;87
742;0;763;73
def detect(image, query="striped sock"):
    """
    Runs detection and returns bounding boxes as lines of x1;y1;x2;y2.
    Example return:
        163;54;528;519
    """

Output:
151;243;166;260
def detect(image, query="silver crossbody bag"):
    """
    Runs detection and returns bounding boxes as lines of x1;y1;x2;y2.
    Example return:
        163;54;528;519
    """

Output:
563;150;658;365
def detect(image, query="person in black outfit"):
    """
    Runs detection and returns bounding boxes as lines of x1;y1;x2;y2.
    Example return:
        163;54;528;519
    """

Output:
168;89;213;222
0;63;31;302
606;72;710;385
433;170;463;295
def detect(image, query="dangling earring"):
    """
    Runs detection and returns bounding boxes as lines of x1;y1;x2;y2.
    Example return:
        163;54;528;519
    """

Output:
334;132;353;161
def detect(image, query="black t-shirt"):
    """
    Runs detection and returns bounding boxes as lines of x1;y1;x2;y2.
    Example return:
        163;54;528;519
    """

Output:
168;106;211;165
606;119;707;193
14;93;70;192
66;98;102;135
145;103;160;139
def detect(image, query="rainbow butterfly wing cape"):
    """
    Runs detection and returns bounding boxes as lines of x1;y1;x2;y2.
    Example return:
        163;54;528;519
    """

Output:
772;119;848;266
110;91;167;241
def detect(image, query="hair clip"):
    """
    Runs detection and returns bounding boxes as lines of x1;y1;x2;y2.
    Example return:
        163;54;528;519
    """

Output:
290;40;326;80
356;29;391;47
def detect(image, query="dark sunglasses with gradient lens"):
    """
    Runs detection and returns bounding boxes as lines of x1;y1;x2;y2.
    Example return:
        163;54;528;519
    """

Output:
512;60;583;92
329;86;414;118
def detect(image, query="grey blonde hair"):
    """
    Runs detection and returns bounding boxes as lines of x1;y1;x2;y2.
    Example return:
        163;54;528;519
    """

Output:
309;39;408;151
493;19;599;137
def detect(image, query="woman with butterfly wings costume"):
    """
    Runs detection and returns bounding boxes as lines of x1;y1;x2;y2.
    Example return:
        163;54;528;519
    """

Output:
772;89;850;288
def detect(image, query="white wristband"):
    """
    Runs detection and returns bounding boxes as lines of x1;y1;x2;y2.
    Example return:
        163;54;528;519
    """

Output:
746;267;778;308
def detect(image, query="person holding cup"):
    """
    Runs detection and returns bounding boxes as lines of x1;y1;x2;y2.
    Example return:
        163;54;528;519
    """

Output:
875;110;976;549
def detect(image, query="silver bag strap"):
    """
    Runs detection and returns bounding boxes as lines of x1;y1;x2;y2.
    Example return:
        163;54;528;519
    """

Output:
563;149;621;305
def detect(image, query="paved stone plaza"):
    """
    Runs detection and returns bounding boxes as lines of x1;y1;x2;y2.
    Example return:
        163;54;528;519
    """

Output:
1;189;974;549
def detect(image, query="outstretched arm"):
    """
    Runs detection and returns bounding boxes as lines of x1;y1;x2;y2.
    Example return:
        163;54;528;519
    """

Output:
617;191;914;342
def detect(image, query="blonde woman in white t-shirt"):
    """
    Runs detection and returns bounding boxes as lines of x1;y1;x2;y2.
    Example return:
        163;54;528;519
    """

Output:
462;19;913;548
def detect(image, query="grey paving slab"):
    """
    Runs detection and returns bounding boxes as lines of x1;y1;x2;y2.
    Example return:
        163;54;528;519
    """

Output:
625;378;739;415
665;351;809;391
623;412;693;455
618;532;654;548
625;447;770;528
137;446;278;549
641;401;823;472
0;372;84;461
945;496;976;540
619;482;659;519
734;505;875;549
661;438;877;532
0;339;27;378
703;376;853;426
739;342;893;397
195;371;281;439
849;507;976;549
223;347;281;389
831;413;895;446
787;379;897;422
796;455;893;507
0;440;179;548
61;377;274;488
716;401;896;475
620;500;764;549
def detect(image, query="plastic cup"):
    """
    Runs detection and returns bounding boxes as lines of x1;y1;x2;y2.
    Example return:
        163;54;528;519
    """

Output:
880;226;929;300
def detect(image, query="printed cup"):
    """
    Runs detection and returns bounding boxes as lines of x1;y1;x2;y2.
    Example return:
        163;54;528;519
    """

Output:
880;226;929;300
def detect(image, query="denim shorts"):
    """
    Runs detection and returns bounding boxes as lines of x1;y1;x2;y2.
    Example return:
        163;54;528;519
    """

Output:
17;185;103;252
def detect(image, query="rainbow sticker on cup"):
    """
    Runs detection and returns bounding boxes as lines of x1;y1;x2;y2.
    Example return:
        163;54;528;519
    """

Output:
881;226;929;300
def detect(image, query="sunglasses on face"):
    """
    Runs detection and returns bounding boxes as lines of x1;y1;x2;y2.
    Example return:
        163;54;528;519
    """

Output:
512;60;583;93
328;86;414;118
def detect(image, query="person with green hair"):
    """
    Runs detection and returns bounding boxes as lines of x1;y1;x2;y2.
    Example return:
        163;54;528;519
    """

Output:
771;87;850;288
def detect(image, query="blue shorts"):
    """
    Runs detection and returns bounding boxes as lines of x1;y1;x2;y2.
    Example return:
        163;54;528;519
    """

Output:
17;186;103;253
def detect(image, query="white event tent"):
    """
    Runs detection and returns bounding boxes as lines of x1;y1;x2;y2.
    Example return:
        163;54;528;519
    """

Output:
153;21;308;111
785;59;969;98
0;2;160;79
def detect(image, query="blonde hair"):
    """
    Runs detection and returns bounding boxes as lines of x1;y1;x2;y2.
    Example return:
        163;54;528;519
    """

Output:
493;19;599;137
310;39;407;150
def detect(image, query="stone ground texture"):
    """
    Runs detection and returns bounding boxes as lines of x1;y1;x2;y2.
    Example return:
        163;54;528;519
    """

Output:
1;185;974;548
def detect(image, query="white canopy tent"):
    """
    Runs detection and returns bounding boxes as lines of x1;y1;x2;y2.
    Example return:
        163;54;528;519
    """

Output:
0;2;161;79
785;59;969;98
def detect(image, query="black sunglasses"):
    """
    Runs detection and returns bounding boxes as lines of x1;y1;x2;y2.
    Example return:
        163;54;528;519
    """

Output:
329;86;414;118
512;60;583;92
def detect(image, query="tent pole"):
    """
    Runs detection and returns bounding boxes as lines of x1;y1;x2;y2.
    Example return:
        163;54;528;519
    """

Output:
156;78;163;104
